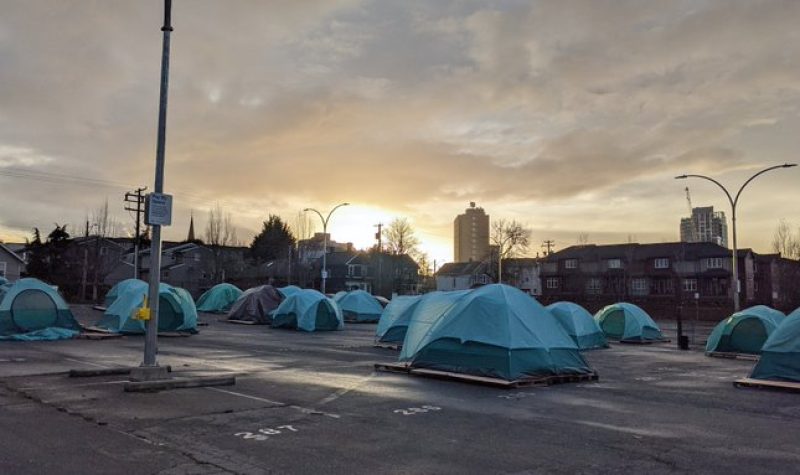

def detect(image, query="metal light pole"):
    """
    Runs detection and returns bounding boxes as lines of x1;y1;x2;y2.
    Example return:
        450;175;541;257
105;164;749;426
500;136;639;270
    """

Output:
304;203;350;294
675;163;796;312
142;0;173;373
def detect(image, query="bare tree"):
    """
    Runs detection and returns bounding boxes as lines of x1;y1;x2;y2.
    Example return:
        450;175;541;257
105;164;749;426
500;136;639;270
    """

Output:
205;203;237;247
382;218;421;257
84;199;123;301
205;204;239;281
293;211;315;241
491;219;532;283
577;233;590;245
772;219;799;259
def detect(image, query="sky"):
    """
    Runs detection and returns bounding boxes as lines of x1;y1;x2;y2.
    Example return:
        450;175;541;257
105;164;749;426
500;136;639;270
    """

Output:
1;0;799;266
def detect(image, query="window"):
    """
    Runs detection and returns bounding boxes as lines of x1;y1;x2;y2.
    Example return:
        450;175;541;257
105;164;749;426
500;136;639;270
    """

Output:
564;259;577;269
607;259;622;269
348;265;363;278
682;279;697;292
546;278;559;289
0;261;6;278
707;258;723;269
631;278;648;295
654;258;669;269
586;278;601;294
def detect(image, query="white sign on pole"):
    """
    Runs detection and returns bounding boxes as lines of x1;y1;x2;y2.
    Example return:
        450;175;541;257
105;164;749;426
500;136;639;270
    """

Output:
321;270;328;279
145;193;173;226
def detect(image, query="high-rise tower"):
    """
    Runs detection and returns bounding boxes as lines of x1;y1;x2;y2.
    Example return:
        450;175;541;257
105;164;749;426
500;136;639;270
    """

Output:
454;202;490;262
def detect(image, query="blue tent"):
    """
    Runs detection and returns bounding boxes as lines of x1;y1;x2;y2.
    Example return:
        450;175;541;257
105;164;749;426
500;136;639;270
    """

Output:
0;278;80;336
0;277;8;286
196;283;243;313
95;280;198;334
271;289;343;332
335;290;384;323
750;307;800;382
375;295;423;344
104;278;141;307
278;285;302;299
594;303;665;342
546;302;608;350
400;284;593;381
706;305;785;355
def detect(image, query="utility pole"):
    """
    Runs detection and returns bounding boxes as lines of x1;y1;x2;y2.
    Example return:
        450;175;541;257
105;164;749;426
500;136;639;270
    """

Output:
125;186;147;279
374;223;383;295
542;240;555;256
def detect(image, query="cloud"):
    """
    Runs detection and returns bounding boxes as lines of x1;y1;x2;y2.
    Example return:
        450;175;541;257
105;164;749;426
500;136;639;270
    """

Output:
1;0;799;260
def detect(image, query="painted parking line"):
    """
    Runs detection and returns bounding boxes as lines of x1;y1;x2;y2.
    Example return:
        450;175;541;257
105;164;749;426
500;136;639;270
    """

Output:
206;386;340;419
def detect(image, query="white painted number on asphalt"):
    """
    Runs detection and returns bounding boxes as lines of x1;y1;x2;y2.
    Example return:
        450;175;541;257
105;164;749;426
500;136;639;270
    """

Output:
235;425;299;441
498;392;534;400
393;405;441;416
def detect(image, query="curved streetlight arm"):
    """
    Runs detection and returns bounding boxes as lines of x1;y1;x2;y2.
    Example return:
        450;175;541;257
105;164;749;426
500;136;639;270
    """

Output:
325;202;350;226
675;174;734;208
733;164;797;208
303;208;326;227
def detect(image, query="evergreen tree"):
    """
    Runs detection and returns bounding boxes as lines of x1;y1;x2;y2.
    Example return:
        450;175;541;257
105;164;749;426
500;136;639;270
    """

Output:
250;215;296;262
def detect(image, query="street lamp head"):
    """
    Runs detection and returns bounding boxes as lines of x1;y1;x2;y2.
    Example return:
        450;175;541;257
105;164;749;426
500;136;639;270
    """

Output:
303;208;311;212
782;163;798;168
342;202;350;206
674;175;688;180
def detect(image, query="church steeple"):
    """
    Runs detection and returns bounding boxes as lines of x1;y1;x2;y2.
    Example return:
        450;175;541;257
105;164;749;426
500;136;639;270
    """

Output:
187;211;195;242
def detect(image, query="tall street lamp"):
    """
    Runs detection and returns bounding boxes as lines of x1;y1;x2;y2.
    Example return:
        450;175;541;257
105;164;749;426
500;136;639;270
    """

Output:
304;203;350;294
675;163;796;312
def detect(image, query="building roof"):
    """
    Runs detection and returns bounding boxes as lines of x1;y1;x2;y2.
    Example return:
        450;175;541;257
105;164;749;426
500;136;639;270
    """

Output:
546;242;746;262
0;243;26;263
437;261;488;276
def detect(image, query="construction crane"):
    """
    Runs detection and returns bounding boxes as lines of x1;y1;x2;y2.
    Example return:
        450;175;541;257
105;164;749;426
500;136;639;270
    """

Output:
685;187;697;242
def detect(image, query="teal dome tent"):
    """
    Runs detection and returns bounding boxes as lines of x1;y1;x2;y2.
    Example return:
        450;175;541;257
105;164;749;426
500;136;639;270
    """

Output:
336;290;383;323
546;302;608;350
376;295;423;344
706;305;785;355
271;289;343;332
750;307;800;382
95;280;197;334
196;283;243;313
278;285;302;299
0;278;80;335
104;278;141;307
400;284;593;381
595;303;665;342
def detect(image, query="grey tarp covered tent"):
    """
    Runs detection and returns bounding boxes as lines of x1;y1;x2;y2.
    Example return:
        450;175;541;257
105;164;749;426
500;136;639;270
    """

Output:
227;285;284;324
400;284;594;381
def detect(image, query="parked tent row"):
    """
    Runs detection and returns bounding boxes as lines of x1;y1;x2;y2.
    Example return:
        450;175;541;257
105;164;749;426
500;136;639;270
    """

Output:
0;278;81;338
96;279;197;334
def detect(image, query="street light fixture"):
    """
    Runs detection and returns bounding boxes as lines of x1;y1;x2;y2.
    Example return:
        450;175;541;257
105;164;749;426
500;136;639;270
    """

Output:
675;163;796;312
304;203;350;294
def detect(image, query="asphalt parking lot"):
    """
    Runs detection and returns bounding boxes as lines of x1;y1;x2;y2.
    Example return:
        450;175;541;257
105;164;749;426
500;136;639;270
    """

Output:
0;308;798;475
